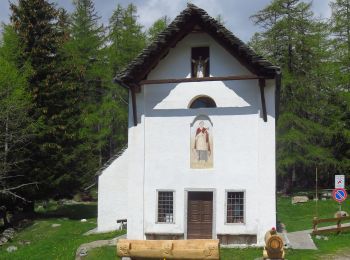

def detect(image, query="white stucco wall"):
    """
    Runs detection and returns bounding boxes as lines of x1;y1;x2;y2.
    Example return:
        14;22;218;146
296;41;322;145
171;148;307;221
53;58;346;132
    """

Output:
97;32;276;244
97;149;128;232
124;32;276;245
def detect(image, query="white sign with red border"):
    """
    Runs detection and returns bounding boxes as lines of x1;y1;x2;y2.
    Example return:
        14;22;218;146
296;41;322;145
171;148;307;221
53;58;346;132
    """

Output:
335;175;345;189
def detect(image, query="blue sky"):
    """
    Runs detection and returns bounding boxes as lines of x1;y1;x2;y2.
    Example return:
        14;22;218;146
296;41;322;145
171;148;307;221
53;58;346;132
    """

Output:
0;0;332;42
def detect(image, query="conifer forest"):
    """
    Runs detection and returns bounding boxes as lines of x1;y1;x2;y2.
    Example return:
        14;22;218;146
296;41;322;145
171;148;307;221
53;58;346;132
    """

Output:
0;0;350;216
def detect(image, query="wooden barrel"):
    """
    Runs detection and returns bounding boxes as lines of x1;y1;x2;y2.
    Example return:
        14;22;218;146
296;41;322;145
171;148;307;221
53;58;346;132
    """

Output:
263;229;284;259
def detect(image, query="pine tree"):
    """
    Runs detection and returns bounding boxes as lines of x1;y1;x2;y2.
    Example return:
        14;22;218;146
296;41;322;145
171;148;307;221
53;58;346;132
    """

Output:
250;0;336;192
330;0;350;89
0;25;34;202
328;0;350;177
64;0;109;186
147;16;170;43
108;4;146;73
104;3;147;160
10;0;82;202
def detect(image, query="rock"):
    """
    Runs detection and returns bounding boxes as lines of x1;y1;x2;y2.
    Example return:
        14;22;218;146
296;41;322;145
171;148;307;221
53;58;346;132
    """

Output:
322;198;326;201
79;247;88;256
316;235;322;240
324;236;329;241
334;211;349;218
6;246;17;253
292;196;309;204
0;236;8;246
18;240;31;246
51;223;61;228
80;219;87;222
2;228;16;240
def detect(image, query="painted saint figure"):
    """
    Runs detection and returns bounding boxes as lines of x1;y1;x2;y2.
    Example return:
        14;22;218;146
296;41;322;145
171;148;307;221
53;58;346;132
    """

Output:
194;121;211;162
192;56;208;78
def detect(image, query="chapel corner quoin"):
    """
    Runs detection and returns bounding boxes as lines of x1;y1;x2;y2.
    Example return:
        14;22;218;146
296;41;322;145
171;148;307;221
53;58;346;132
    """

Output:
97;3;281;246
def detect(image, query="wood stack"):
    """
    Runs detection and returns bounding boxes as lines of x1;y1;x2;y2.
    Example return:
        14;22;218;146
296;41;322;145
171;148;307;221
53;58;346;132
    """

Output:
117;239;220;259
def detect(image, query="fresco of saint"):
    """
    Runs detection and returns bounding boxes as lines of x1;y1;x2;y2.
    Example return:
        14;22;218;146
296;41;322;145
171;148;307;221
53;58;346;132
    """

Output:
190;117;213;169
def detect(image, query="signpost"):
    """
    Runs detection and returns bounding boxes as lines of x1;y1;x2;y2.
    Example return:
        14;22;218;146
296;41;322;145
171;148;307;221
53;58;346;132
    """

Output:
335;175;345;189
332;188;347;203
332;188;347;212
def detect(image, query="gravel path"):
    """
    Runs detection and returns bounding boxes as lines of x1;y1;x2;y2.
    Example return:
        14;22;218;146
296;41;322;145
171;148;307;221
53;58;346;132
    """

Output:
75;233;126;260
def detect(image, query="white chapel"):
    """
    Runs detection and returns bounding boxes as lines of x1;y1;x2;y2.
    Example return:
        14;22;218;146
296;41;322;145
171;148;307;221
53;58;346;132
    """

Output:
97;3;281;246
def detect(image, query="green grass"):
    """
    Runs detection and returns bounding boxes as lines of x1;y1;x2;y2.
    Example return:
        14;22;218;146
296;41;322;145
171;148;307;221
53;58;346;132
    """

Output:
2;196;350;259
84;246;117;259
0;203;125;260
86;246;320;259
277;196;350;232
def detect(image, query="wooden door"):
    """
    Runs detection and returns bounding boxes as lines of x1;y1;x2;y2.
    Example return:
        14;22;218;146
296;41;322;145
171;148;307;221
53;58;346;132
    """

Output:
187;192;213;239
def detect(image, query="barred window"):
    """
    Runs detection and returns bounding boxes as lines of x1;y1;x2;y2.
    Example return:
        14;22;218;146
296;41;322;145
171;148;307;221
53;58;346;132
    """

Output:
157;191;174;223
227;192;244;223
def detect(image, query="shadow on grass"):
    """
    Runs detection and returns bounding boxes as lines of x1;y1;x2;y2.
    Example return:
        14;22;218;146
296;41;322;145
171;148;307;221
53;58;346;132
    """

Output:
36;204;97;220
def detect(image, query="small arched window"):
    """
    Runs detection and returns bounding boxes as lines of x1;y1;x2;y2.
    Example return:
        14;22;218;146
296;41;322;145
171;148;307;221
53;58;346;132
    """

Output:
189;96;217;109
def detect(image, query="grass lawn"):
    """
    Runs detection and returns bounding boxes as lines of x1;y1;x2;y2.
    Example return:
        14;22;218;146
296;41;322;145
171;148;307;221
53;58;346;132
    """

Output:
277;196;350;232
0;203;125;260
2;197;350;259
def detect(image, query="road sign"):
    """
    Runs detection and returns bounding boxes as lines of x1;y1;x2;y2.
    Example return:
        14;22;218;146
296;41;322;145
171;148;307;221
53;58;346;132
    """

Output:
332;188;347;203
335;175;345;189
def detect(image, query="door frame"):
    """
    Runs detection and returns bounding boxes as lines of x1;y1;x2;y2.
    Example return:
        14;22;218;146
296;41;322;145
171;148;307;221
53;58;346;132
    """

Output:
184;188;216;239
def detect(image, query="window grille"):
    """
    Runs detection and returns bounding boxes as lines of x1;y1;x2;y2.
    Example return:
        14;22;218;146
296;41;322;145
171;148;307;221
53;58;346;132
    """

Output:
158;191;174;223
227;192;244;223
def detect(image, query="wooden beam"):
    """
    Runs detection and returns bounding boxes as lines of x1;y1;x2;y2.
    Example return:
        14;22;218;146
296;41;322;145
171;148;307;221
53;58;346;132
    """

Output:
259;78;267;122
130;87;137;126
140;75;264;85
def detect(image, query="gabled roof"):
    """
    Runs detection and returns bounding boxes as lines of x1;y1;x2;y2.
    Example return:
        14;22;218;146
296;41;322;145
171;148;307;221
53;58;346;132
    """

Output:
115;3;279;88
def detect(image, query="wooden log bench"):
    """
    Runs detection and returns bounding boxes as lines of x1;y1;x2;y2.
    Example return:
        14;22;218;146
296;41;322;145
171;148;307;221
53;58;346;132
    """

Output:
312;215;350;235
116;239;220;259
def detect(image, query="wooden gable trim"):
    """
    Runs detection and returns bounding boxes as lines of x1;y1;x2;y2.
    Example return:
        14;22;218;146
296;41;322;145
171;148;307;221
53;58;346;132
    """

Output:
139;75;272;85
132;18;200;84
259;78;267;122
115;4;279;89
130;86;138;126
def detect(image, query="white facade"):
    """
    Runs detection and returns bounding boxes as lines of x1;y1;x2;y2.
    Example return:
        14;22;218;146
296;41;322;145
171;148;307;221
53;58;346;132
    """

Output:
98;32;276;246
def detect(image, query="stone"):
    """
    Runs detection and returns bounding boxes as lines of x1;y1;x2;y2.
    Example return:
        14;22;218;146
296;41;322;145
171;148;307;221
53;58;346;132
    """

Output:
79;247;88;256
324;236;329;241
18;240;31;246
2;228;15;240
316;235;322;240
322;198;326;201
51;223;61;228
0;236;8;246
80;219;87;222
334;211;349;218
6;246;17;253
292;196;309;204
